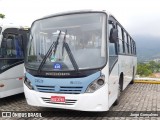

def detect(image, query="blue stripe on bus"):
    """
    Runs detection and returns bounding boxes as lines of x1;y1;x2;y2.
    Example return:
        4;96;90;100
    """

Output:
26;71;100;94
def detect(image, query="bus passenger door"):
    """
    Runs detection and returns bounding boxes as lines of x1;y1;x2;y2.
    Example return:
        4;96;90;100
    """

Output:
108;20;119;107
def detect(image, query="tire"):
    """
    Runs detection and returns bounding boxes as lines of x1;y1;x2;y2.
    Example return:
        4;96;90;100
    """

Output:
130;67;135;84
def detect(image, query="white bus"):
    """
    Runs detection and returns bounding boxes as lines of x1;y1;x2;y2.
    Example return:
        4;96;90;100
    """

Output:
24;10;137;111
0;25;29;98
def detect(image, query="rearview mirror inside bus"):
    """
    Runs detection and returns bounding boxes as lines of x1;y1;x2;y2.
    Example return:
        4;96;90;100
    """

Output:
109;28;118;43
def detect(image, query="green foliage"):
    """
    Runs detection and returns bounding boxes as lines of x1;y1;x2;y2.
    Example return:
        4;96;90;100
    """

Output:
137;61;160;77
0;13;5;19
137;63;152;76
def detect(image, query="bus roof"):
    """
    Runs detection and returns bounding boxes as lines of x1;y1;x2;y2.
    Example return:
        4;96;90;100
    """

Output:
31;10;134;42
0;24;29;32
36;10;113;21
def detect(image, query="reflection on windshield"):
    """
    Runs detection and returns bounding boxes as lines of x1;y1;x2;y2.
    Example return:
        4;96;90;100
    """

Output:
37;30;62;73
26;13;106;71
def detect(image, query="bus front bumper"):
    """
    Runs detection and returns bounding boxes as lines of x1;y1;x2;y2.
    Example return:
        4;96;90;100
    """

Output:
24;83;109;111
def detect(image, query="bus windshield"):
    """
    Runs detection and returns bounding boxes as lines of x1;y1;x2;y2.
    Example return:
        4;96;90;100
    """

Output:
26;13;107;71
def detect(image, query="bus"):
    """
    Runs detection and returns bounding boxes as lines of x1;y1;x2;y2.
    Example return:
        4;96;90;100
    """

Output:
0;25;29;98
24;10;137;111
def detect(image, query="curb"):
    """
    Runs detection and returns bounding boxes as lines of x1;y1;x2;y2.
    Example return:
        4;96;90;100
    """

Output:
134;80;160;84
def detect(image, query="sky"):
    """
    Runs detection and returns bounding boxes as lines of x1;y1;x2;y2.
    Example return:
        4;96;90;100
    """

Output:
0;0;160;39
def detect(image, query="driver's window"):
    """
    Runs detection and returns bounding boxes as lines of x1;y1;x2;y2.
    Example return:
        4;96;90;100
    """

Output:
108;21;116;56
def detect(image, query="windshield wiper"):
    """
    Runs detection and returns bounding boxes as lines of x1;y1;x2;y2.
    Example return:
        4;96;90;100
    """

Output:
37;30;61;73
62;30;79;71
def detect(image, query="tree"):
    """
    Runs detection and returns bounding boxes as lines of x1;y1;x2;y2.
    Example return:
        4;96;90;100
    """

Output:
137;63;152;77
0;13;5;19
137;61;160;77
149;61;160;72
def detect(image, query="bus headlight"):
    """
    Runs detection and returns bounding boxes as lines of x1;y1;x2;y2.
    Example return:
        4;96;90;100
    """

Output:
24;78;34;90
97;79;105;85
86;75;105;93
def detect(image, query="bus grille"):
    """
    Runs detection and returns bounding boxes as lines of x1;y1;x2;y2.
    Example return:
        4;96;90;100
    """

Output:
41;97;77;105
36;85;83;94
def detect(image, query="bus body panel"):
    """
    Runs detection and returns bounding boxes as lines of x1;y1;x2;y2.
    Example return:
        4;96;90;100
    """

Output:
24;71;109;111
24;82;109;111
108;55;137;107
0;25;29;98
0;63;24;98
118;55;137;90
26;71;101;93
0;86;23;98
108;62;119;108
101;63;118;109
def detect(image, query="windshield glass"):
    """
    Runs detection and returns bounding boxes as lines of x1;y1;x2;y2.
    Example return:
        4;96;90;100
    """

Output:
26;13;106;71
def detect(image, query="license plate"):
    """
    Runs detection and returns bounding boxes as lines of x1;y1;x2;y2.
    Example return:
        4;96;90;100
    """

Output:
51;96;65;103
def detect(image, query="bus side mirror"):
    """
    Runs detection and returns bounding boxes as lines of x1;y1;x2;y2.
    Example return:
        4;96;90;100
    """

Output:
109;28;118;43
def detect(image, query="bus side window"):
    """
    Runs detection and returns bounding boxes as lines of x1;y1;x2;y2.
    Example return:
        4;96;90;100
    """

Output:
123;31;128;54
108;21;116;56
108;21;118;73
117;25;124;54
127;35;131;54
0;38;7;57
133;41;136;55
14;36;24;58
6;37;15;57
130;38;133;54
1;35;24;58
